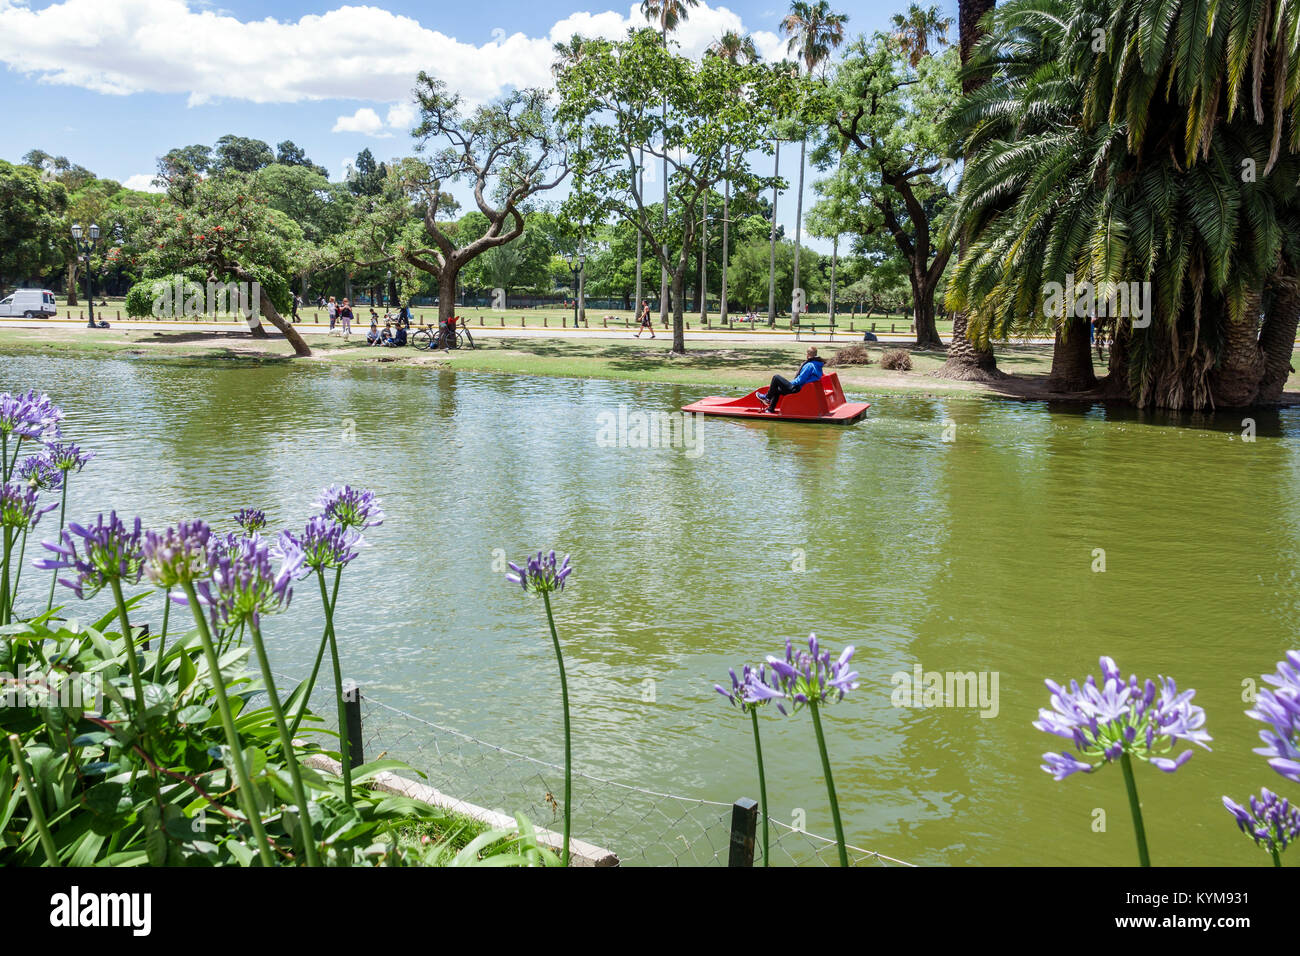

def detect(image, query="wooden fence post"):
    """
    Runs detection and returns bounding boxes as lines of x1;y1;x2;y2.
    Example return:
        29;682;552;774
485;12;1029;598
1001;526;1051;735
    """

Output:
728;797;758;867
343;680;364;769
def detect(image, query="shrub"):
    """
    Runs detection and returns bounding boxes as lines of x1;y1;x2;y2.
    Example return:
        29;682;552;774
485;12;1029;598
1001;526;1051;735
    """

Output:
880;349;913;371
827;344;873;367
124;274;199;317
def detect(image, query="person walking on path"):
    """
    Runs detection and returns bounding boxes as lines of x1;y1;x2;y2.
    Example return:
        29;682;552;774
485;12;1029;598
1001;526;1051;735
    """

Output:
339;298;354;339
291;294;301;324
327;296;338;331
634;299;655;339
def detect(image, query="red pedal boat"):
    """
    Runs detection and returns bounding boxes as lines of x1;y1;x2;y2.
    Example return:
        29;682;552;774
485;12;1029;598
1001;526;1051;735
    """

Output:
681;372;870;424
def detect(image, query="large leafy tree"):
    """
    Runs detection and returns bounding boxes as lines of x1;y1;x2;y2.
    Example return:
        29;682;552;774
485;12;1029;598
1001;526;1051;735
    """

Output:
0;160;68;296
708;31;761;324
340;79;570;322
134;174;313;355
213;135;276;175
557;28;798;352
820;35;958;347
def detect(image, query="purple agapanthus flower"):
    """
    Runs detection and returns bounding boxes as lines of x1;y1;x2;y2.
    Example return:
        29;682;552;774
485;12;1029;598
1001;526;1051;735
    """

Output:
35;512;144;598
763;633;859;715
313;485;384;530
1034;656;1212;780
233;508;267;535
192;533;301;630
715;663;784;714
505;550;572;595
1246;650;1300;783
0;481;56;531
0;390;63;442
45;442;93;474
18;454;62;491
1223;788;1300;855
141;520;214;589
283;516;364;573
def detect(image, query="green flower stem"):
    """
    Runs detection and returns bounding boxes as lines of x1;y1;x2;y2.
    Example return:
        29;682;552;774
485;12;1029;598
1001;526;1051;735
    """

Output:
10;527;28;607
150;591;171;685
809;700;848;867
317;569;352;804
248;621;320;867
46;479;69;613
109;579;151;724
1;525;13;625
1271;846;1282;867
541;590;571;867
750;708;770;867
178;579;277;867
1119;752;1151;867
7;733;60;866
288;567;340;738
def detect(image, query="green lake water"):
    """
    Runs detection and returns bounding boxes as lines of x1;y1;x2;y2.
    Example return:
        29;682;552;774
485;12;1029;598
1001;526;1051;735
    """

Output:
4;353;1297;866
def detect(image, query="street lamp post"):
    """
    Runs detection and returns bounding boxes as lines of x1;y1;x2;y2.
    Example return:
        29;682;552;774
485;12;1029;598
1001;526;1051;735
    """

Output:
386;270;393;311
71;223;99;328
565;253;585;328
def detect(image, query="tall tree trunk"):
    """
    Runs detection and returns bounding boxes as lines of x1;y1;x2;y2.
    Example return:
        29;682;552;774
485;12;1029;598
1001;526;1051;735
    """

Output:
792;137;806;324
438;269;458;323
721;143;731;325
660;54;670;326
248;282;311;356
65;261;79;307
1047;316;1097;392
767;140;781;326
1258;278;1300;403
671;268;686;353
635;146;644;314
829;234;838;324
1210;291;1266;406
911;267;944;349
699;190;708;322
936;0;1003;382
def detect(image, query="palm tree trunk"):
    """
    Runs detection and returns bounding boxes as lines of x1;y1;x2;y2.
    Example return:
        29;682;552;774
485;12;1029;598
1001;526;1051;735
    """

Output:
699;190;708;322
1258;278;1300;403
936;0;1003;382
767;140;780;327
635;147;644;314
829;234;838;323
792;137;806;324
660;26;670;326
1209;291;1266;407
1047;316;1098;392
721;143;730;325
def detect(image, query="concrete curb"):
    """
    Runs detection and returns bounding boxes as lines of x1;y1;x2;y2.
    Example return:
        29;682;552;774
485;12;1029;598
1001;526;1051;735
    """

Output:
303;754;619;867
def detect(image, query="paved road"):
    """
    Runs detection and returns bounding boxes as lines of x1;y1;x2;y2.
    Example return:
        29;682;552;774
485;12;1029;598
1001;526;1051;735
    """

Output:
0;316;1059;347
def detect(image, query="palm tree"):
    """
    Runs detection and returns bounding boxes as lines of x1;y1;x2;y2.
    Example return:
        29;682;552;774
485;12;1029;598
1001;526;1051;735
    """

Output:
642;0;700;324
935;0;1002;381
890;3;954;68
944;0;1300;408
708;31;760;326
780;1;849;328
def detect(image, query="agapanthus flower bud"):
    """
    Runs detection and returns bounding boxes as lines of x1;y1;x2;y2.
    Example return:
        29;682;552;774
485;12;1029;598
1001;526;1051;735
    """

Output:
35;512;143;599
192;534;300;630
141;520;213;589
505;550;572;595
0;389;63;441
283;517;364;573
1034;656;1211;780
233;508;267;535
1223;788;1300;855
45;442;93;474
18;454;62;491
762;633;858;715
313;485;384;530
1246;650;1300;783
0;481;55;531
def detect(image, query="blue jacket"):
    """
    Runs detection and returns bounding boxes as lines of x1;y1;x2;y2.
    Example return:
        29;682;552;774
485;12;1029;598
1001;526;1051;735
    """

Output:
791;358;825;389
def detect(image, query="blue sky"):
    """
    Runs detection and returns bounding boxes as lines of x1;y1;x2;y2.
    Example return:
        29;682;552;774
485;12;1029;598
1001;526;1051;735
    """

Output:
0;0;958;250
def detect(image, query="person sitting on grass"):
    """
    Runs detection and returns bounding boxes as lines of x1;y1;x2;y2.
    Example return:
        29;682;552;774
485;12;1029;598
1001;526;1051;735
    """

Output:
757;347;825;413
367;316;381;345
387;321;407;347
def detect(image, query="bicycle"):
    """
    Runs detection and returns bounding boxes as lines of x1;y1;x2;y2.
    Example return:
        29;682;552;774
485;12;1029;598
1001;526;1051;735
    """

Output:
413;316;475;351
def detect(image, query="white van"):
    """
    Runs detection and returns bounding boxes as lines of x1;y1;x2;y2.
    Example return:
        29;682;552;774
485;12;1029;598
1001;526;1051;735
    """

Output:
0;289;58;318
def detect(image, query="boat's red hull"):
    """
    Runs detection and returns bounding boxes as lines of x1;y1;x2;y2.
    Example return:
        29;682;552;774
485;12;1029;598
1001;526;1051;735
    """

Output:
681;372;870;425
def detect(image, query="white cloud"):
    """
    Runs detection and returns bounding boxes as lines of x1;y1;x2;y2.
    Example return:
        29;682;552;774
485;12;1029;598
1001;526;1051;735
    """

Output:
0;1;788;111
121;173;164;192
332;107;389;137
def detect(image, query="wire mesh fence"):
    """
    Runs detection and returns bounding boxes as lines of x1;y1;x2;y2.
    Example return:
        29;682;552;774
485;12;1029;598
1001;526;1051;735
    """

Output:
268;670;913;868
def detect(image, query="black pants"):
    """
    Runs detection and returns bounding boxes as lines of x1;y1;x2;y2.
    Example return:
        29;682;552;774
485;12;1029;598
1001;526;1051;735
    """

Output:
765;375;799;409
